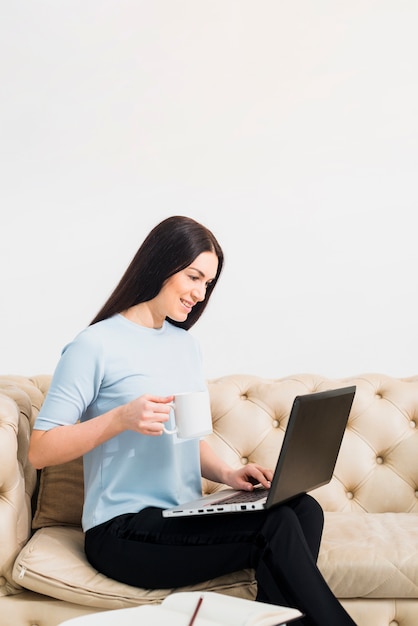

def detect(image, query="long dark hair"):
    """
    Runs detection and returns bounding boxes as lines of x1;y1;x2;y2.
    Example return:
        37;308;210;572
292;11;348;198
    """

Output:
90;216;224;330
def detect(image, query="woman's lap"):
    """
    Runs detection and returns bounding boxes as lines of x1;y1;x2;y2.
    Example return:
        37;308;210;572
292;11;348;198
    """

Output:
84;494;322;589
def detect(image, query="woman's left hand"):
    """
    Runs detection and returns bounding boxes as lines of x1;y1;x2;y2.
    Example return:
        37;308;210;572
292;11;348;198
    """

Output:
199;441;273;491
225;463;273;491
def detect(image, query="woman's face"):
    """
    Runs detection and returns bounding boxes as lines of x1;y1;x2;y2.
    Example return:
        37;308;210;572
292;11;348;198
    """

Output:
156;251;219;323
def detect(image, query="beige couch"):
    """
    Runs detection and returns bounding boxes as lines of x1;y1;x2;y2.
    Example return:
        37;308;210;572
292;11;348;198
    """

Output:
1;373;418;626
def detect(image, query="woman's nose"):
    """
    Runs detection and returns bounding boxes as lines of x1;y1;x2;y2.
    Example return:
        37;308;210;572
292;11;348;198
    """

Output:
192;283;206;302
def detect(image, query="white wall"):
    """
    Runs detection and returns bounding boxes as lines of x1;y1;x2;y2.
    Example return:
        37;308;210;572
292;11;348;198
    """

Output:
1;1;417;381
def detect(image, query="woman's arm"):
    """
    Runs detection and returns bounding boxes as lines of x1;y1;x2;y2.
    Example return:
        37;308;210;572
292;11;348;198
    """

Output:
29;394;173;469
199;440;273;491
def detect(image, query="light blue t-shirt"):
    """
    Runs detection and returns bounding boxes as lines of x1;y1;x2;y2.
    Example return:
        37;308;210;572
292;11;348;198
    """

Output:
34;315;206;531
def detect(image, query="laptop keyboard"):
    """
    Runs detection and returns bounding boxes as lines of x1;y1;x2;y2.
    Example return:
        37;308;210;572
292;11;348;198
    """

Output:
213;488;268;505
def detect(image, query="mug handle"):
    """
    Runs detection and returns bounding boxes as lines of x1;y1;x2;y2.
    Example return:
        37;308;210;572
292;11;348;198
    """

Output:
163;425;177;435
163;402;177;434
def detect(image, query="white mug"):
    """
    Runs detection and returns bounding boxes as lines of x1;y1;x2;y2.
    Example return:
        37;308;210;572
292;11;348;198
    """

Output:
163;390;213;439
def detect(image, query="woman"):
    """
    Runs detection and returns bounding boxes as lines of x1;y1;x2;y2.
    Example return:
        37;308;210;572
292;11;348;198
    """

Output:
29;216;356;626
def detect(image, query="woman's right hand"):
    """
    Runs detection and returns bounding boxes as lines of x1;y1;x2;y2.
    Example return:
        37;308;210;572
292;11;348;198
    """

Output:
122;394;174;436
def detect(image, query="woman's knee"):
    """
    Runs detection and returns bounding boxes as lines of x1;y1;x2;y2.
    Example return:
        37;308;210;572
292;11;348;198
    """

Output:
261;495;324;546
291;494;324;526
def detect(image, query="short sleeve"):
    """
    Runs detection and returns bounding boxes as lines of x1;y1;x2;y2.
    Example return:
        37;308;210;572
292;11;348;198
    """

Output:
33;329;104;430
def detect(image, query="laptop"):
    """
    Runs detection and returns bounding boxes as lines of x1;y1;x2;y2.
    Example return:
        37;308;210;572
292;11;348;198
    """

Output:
162;385;356;518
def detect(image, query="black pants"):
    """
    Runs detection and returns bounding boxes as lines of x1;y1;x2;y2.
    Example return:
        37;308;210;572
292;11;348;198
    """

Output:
85;494;356;626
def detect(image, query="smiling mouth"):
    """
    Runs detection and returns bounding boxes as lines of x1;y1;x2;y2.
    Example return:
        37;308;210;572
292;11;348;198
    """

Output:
180;299;194;311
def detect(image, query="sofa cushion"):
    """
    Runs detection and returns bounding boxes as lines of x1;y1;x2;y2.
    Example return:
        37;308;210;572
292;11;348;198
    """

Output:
32;458;84;529
15;512;418;606
319;512;418;598
12;526;256;609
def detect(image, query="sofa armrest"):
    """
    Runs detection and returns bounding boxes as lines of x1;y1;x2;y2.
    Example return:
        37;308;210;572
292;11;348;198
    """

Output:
0;385;37;595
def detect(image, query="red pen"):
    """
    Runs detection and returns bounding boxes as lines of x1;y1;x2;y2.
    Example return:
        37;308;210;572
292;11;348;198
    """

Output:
188;595;204;626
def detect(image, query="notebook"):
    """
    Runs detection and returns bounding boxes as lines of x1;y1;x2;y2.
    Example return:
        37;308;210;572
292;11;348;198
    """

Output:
162;385;356;518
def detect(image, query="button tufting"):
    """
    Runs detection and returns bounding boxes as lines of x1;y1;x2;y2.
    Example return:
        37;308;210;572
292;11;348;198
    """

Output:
272;419;279;428
415;490;418;498
376;456;383;464
410;420;416;429
241;457;249;465
389;621;398;626
346;491;354;499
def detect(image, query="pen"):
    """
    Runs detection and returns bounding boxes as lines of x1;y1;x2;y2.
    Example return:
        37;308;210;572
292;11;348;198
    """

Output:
188;595;204;626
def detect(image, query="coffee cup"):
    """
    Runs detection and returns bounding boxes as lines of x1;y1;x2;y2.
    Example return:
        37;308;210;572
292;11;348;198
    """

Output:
163;390;213;439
